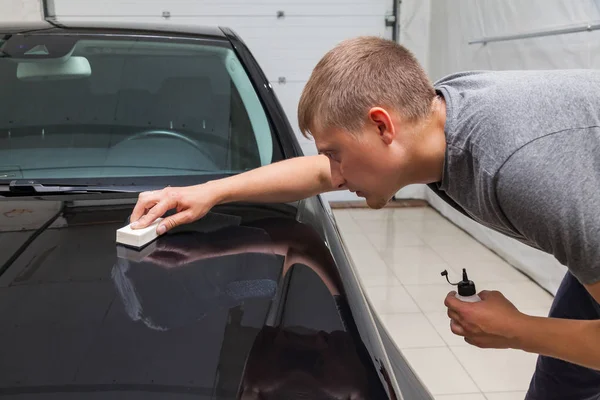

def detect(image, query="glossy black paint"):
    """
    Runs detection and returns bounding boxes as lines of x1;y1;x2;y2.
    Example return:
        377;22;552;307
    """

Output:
0;197;385;398
0;22;433;400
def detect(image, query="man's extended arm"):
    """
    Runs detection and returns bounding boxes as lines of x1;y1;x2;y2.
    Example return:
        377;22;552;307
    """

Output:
130;155;336;233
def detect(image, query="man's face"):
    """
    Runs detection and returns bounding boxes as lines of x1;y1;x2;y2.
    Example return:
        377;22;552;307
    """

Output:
314;118;401;209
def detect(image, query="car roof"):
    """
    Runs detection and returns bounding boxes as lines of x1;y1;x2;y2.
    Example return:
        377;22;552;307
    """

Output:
0;20;228;38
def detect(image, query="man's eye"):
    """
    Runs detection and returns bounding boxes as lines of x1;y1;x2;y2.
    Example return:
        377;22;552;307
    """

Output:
321;151;339;162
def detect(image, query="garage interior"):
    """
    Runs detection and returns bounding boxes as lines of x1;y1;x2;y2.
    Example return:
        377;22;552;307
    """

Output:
1;0;598;399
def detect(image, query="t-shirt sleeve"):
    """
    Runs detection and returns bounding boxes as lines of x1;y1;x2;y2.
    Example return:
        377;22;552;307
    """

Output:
495;128;600;285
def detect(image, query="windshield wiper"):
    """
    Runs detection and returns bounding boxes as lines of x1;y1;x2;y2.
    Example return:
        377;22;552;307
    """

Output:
0;180;138;195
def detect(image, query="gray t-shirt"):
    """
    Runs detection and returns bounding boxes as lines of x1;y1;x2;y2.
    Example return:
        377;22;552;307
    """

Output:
430;69;600;285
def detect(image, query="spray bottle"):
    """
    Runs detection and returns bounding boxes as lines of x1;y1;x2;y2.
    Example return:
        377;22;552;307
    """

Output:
441;268;481;302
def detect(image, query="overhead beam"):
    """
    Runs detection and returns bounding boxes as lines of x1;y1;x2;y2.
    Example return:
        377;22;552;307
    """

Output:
469;21;600;45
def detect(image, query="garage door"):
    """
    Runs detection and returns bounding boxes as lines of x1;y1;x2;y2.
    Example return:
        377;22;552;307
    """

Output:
49;0;395;201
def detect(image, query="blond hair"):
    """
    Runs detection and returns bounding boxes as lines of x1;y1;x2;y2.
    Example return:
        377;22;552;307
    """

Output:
298;36;436;137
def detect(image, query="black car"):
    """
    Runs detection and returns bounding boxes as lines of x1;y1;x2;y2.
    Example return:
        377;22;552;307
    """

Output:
0;21;432;399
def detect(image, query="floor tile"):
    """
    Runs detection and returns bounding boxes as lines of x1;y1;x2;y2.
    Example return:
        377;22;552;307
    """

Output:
407;218;469;237
367;230;426;252
337;206;554;399
364;285;421;314
444;259;531;284
346;247;388;270
484;392;527;400
380;313;445;348
404;284;455;313
338;233;387;267
435;394;486;400
401;347;480;395
347;208;402;221
479;282;554;310
332;210;363;233
348;207;441;221
357;267;403;288
381;245;459;285
425;312;470;347
420;231;484;248
391;259;458;286
380;244;448;266
353;217;415;235
430;243;503;265
347;253;389;277
338;231;376;251
450;346;538;392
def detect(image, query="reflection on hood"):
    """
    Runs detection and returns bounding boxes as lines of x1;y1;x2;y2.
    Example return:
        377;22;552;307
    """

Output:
111;228;281;331
239;326;370;400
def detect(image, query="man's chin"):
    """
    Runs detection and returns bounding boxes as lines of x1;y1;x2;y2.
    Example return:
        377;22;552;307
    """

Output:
365;196;388;210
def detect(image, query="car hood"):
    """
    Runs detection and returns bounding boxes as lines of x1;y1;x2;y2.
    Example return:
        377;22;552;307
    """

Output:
0;196;388;399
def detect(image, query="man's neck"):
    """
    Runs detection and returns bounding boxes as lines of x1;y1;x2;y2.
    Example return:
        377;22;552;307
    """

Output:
408;95;447;184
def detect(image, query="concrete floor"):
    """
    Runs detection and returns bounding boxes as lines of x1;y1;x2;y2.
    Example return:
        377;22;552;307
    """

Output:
332;206;554;400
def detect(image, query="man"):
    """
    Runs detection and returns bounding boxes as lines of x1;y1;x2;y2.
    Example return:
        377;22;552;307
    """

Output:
129;36;600;399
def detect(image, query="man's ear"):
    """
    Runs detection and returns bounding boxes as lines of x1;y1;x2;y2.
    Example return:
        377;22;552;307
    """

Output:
367;107;395;145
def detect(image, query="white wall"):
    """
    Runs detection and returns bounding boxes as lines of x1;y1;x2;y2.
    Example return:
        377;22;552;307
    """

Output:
395;0;600;294
0;0;44;23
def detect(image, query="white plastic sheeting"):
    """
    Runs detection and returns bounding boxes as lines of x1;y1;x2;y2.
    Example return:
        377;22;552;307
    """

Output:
0;0;45;24
395;0;600;294
427;0;600;81
398;0;431;73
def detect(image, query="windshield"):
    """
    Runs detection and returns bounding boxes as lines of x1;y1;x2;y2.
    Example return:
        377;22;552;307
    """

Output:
0;32;282;184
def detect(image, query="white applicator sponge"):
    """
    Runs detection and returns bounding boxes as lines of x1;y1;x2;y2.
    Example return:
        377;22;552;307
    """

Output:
116;217;163;249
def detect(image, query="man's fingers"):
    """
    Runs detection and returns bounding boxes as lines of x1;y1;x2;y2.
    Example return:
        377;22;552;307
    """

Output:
133;199;174;229
444;291;463;310
477;290;502;300
447;309;461;322
130;190;161;224
450;320;465;336
477;290;496;300
157;210;194;235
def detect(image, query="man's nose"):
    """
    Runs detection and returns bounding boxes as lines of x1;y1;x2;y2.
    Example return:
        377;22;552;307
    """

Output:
330;165;346;189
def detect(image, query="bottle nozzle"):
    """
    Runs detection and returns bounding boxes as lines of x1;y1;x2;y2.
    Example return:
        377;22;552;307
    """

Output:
441;268;477;297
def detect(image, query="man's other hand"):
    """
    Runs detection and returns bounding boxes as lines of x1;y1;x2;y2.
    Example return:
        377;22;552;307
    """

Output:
444;290;527;349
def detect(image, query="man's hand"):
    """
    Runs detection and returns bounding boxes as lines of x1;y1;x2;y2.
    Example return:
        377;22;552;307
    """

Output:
130;184;217;235
444;290;526;349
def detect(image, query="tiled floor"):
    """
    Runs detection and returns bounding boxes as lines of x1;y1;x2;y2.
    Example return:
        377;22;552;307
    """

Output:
332;206;555;400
